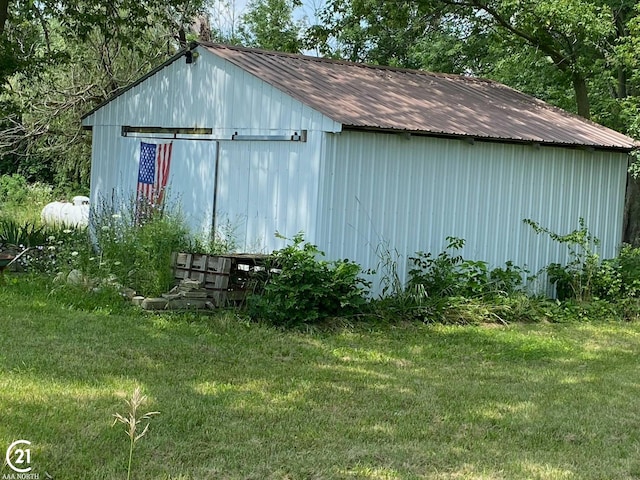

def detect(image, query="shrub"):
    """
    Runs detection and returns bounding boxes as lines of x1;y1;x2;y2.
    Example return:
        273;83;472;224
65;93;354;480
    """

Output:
0;178;54;228
407;237;526;299
0;174;30;204
591;244;640;300
0;174;53;218
0;217;51;249
523;218;640;303
247;233;370;327
524;218;601;301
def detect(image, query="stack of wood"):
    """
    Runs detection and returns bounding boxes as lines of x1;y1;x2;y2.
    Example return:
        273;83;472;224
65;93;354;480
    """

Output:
136;279;214;310
172;252;270;306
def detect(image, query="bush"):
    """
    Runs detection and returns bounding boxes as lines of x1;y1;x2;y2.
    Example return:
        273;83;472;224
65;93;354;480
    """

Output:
524;218;640;303
0;173;53;210
408;237;526;299
592;244;640;300
524;218;601;301
0;174;29;204
247;233;370;327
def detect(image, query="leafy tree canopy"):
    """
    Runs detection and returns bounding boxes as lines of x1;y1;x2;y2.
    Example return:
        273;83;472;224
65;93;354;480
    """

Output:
0;0;210;185
307;0;640;128
239;0;306;53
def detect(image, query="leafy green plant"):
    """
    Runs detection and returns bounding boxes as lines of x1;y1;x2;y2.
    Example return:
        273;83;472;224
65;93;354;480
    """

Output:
489;261;529;295
247;233;370;327
524;218;600;301
408;236;466;298
92;202;191;296
112;387;160;480
0;217;50;249
0;174;54;224
408;237;525;299
592;244;640;300
0;174;30;205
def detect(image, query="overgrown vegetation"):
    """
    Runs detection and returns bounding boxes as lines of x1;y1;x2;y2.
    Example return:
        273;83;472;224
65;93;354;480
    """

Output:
3;174;640;326
369;238;529;325
0;173;55;224
524;218;601;301
407;236;527;299
0;178;232;298
247;233;370;327
374;220;640;325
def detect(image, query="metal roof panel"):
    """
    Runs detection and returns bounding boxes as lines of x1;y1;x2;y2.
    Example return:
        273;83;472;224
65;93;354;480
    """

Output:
201;42;638;151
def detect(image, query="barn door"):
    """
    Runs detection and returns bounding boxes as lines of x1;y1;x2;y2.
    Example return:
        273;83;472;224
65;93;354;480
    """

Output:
157;139;218;237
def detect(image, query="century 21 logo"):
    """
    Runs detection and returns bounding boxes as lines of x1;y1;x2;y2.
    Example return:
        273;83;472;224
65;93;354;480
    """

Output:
5;440;32;473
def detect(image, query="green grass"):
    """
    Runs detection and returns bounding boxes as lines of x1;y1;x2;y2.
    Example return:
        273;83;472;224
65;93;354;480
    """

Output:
2;277;640;479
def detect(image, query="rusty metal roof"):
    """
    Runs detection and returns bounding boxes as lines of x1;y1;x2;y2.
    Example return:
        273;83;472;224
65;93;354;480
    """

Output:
201;42;638;151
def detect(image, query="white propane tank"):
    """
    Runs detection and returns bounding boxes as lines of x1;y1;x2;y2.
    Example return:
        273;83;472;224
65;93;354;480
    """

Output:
41;196;90;228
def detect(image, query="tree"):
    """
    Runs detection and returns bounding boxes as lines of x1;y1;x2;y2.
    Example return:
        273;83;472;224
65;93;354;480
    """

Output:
0;0;211;185
239;0;305;53
308;0;640;124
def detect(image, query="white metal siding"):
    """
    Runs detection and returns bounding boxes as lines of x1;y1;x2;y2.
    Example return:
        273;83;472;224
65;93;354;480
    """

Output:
82;49;341;134
85;49;338;245
88;131;217;235
215;136;322;252
318;131;628;294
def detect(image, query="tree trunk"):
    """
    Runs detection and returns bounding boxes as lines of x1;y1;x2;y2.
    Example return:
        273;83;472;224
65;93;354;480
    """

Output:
617;67;627;99
614;7;628;99
572;72;590;119
623;173;640;246
0;0;9;35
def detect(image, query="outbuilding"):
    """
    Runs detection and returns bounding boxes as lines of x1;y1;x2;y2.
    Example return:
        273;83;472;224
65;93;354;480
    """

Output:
81;42;638;293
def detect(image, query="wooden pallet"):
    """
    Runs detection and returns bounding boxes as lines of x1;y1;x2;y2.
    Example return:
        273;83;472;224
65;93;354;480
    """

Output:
171;253;270;306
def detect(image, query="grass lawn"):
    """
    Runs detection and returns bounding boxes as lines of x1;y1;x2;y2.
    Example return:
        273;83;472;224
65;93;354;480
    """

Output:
2;278;640;479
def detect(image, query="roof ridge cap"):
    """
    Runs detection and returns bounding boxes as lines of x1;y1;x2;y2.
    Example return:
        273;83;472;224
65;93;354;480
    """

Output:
196;41;496;84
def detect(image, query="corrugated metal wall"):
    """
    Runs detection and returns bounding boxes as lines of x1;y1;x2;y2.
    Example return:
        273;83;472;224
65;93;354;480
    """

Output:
88;131;217;235
317;130;629;294
215;137;323;252
82;48;341;135
85;49;336;247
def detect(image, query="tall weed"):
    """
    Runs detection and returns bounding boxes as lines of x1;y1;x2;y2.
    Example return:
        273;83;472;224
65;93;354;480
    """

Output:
408;237;526;299
94;205;191;296
11;202;192;298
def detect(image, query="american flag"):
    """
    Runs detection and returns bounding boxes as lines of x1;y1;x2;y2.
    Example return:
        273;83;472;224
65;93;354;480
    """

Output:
136;142;172;207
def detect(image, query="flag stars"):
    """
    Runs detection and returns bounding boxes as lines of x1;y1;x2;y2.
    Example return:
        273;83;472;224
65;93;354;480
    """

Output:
138;144;156;184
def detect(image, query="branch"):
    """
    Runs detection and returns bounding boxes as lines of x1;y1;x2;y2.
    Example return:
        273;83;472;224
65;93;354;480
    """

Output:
439;0;571;70
32;3;53;55
0;0;8;36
